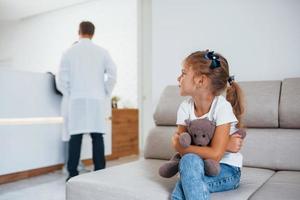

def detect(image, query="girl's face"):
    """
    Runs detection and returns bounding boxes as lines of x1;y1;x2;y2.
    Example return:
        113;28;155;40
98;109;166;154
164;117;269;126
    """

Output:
177;64;196;96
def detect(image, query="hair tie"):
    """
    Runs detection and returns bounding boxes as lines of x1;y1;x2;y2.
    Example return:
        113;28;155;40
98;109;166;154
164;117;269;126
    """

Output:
204;51;221;69
228;75;235;85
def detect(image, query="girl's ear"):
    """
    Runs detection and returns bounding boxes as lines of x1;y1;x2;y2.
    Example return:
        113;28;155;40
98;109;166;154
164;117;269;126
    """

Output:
194;74;206;88
193;75;202;86
201;74;209;85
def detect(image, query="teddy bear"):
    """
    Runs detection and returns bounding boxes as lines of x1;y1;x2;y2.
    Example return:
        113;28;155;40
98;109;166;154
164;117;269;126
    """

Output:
159;118;246;178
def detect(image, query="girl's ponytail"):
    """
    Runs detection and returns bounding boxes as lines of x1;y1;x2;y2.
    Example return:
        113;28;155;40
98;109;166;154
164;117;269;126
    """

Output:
226;81;245;128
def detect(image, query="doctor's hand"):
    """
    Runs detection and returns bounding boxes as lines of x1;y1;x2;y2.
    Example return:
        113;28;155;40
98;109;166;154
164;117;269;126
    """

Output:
172;132;186;156
227;134;244;153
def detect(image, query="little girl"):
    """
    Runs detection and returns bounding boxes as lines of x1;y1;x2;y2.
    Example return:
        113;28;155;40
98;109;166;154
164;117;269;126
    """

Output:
172;50;245;200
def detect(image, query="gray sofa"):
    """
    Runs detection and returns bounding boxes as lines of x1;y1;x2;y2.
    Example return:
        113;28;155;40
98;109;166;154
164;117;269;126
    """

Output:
67;78;300;200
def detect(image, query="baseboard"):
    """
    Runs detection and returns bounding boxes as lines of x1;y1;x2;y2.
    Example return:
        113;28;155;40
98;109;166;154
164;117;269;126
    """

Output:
0;155;117;185
0;164;64;185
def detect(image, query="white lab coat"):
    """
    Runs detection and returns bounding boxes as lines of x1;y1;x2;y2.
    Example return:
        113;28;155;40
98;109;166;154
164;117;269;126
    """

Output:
56;38;117;141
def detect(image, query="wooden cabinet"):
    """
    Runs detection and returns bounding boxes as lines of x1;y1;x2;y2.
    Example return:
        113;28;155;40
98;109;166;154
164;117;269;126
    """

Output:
110;109;139;159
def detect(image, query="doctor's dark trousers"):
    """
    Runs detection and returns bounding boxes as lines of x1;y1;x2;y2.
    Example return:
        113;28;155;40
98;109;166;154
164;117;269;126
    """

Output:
67;133;106;177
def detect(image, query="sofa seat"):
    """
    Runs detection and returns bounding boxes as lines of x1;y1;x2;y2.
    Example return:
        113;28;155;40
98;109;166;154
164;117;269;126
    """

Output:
67;159;275;200
250;171;300;200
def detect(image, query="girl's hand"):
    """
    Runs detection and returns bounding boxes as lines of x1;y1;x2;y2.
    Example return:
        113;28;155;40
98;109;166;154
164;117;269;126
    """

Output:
172;132;185;155
227;134;244;153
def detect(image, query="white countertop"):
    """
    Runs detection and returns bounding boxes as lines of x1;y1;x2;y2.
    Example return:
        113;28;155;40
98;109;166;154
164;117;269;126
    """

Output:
0;117;63;125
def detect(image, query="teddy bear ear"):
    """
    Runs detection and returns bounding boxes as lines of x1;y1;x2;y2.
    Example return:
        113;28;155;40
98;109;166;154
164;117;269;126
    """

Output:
185;119;192;133
210;120;216;126
185;119;191;126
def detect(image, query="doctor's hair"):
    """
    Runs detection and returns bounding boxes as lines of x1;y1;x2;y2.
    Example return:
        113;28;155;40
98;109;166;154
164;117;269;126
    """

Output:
184;50;245;128
79;21;95;36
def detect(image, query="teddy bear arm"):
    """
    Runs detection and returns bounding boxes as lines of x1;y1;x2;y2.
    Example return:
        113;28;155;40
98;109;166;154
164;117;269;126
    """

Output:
179;132;192;148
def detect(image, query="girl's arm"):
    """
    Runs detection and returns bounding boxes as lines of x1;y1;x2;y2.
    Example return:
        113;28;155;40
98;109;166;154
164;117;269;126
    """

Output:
175;125;188;134
173;123;230;162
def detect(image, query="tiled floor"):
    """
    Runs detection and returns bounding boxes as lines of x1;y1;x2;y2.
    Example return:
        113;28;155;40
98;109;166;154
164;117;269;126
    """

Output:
0;155;140;200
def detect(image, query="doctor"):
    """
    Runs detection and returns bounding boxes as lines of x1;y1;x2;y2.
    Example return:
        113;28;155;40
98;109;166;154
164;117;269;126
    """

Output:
56;21;117;181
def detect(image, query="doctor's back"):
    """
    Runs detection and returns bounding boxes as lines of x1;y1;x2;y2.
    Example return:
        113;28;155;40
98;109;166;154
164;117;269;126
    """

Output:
57;33;117;136
66;40;115;98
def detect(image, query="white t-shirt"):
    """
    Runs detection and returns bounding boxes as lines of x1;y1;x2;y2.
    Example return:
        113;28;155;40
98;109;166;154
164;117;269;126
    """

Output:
176;95;243;168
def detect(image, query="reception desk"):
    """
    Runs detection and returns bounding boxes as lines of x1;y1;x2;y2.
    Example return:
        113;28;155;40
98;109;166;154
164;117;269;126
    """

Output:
0;70;111;183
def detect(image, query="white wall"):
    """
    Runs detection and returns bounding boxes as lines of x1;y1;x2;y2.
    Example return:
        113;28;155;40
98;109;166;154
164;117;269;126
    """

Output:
141;0;300;141
0;0;137;107
152;0;300;105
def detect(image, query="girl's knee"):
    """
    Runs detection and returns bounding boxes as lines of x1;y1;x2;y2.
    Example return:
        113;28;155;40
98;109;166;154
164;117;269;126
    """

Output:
179;153;204;170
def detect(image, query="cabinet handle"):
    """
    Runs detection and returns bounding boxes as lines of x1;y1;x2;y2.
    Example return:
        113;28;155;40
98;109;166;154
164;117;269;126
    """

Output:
106;116;112;121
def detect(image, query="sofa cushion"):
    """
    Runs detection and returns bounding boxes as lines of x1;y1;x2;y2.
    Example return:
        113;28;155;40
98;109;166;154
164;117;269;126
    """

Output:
144;127;300;171
67;159;178;200
66;159;274;200
154;81;282;128
250;171;300;200
153;86;187;126
238;81;281;128
279;77;300;128
241;128;300;171
212;167;274;200
144;126;176;160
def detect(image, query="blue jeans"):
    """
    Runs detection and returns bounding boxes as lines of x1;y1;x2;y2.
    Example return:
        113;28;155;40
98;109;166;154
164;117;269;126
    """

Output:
171;153;241;200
